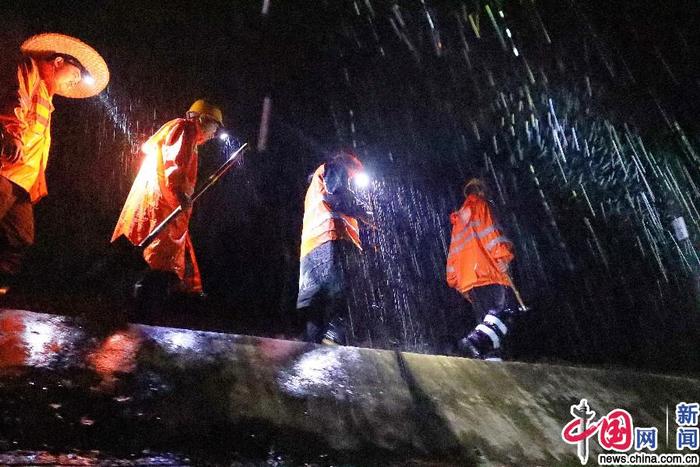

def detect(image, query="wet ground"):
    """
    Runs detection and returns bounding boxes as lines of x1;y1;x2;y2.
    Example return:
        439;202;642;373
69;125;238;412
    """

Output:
1;309;698;466
0;310;479;466
0;451;190;466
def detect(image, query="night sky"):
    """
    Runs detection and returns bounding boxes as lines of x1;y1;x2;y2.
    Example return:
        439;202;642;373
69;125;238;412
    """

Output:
1;1;698;373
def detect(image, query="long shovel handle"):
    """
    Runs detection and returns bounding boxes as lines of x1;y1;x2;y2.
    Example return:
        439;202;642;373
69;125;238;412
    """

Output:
191;143;248;204
137;143;249;249
137;205;184;249
506;272;530;312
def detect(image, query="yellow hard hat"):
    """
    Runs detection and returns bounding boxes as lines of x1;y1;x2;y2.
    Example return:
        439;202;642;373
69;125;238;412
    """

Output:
187;99;223;126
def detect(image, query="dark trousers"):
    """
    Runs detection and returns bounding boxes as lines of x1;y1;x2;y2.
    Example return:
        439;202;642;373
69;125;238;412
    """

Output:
0;177;33;276
462;284;519;356
297;240;354;344
466;284;518;323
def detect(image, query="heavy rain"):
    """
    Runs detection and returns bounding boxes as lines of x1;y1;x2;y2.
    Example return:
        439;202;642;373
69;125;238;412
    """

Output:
0;0;699;464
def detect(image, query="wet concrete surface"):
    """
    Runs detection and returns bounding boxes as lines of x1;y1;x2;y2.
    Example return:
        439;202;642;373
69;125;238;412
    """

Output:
0;309;698;466
0;309;469;465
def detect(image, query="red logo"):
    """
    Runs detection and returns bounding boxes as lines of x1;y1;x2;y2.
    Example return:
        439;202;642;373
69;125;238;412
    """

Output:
562;399;634;465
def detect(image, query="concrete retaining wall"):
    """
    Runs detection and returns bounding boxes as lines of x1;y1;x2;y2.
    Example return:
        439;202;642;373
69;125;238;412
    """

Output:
0;309;698;465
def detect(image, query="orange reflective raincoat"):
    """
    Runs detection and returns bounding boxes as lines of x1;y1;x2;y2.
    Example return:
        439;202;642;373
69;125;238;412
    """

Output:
0;58;54;203
446;194;514;294
300;161;362;260
111;118;202;292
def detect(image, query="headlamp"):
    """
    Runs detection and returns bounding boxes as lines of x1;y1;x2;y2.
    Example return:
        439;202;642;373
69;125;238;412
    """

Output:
354;172;371;189
58;54;93;85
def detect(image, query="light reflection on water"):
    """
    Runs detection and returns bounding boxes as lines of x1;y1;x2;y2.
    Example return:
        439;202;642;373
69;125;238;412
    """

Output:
0;311;79;369
277;346;361;399
0;311;212;373
0;450;189;466
150;328;201;353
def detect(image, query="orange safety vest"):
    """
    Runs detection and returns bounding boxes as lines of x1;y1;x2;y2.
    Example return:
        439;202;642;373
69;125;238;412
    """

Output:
111;118;202;292
446;194;514;294
300;163;362;259
0;58;54;203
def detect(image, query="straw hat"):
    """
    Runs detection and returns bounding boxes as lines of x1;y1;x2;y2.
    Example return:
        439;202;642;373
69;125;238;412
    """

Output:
20;33;109;98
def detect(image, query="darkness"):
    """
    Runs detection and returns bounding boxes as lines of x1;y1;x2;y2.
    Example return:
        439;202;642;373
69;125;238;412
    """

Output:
0;0;698;373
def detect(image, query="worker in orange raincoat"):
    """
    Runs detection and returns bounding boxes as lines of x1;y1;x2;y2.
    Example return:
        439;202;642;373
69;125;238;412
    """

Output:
111;100;223;296
297;150;372;345
446;178;520;361
0;33;109;293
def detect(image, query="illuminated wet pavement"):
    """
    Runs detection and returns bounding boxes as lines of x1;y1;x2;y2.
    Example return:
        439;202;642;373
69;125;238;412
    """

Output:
0;309;698;465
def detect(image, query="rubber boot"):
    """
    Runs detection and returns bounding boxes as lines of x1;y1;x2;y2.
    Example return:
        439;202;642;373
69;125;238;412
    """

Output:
322;317;347;345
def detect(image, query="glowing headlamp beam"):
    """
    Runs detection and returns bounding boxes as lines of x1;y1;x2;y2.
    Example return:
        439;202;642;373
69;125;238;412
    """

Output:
354;172;371;189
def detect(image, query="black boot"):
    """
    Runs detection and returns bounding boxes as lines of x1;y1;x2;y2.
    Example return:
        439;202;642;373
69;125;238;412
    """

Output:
482;348;503;362
132;270;180;321
322;317;347;345
304;320;324;343
457;335;485;359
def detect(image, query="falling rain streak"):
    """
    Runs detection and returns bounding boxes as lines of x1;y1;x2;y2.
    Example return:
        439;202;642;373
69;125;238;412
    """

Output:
313;0;699;365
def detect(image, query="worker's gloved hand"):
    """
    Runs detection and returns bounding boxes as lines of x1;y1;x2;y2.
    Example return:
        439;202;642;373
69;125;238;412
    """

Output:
496;260;510;273
355;197;373;220
178;193;192;210
0;131;23;164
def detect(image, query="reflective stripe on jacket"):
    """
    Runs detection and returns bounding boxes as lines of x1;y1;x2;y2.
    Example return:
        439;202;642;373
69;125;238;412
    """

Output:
0;58;54;203
111;118;202;292
300;163;361;259
446;194;514;293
